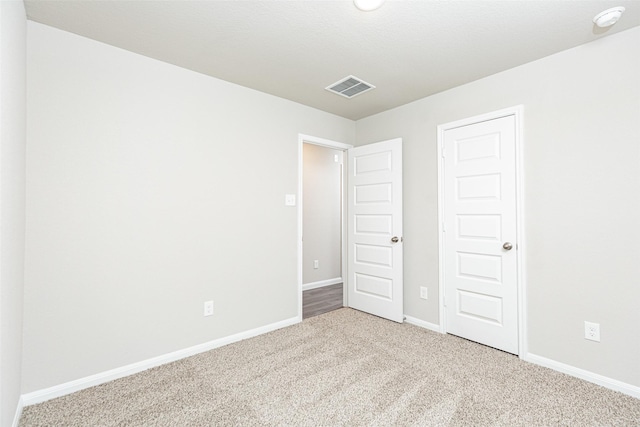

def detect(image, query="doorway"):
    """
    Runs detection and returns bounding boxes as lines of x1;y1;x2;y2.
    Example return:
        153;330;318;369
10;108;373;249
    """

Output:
297;135;405;323
301;142;344;319
437;106;525;355
297;135;352;321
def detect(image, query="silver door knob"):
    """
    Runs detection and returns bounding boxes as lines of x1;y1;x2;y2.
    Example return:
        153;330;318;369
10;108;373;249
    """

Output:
503;242;513;251
391;236;400;243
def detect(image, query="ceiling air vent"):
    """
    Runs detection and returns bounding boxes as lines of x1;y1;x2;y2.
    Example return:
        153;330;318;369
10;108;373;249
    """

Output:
326;75;375;99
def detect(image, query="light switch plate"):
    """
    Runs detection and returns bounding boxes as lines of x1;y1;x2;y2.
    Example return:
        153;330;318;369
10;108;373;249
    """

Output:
285;194;296;206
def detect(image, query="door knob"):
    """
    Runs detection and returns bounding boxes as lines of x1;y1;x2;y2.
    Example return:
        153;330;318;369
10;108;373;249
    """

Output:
503;242;513;251
391;236;400;243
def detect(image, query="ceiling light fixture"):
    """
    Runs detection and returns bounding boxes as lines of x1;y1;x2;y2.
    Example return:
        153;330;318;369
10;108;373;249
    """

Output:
593;7;625;28
354;0;385;12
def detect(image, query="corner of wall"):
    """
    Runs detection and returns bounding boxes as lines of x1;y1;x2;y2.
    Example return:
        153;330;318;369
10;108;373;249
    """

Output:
11;397;24;427
0;1;27;426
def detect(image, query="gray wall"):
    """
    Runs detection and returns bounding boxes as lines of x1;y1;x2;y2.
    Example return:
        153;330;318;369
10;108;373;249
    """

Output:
23;22;355;393
355;27;640;387
0;1;26;425
302;144;343;285
20;18;639;398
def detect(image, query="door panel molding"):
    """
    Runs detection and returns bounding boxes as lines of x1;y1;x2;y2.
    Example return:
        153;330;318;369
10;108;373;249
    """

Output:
437;106;526;357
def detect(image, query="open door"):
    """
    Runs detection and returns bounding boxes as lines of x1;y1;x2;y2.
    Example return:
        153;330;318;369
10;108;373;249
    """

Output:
347;138;403;322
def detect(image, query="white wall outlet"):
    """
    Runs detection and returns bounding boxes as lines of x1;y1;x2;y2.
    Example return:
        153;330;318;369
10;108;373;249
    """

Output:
313;260;319;269
285;194;296;206
584;321;600;342
420;286;428;300
204;300;214;317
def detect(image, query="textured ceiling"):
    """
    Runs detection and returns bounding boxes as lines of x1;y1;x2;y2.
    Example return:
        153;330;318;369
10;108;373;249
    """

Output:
24;0;640;120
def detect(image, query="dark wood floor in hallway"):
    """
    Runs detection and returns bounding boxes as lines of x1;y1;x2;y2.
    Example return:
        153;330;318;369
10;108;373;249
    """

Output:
302;283;343;319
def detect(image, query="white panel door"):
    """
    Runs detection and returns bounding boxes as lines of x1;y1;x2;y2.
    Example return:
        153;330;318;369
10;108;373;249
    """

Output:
348;138;403;323
443;116;518;354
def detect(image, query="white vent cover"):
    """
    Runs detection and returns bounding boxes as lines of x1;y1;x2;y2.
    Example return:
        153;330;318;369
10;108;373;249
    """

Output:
325;75;375;98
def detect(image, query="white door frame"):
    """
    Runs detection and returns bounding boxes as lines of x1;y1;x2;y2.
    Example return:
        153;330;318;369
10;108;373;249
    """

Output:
436;106;527;357
297;134;353;322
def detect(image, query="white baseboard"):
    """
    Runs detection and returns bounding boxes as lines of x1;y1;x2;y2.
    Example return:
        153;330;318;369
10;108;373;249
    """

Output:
525;353;640;399
12;396;24;427
402;319;639;399
21;315;300;406
404;315;443;333
302;277;342;291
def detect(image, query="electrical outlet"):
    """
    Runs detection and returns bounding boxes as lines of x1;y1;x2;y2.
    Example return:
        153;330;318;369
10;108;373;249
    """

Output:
420;287;428;300
314;260;319;269
204;300;214;317
584;321;600;342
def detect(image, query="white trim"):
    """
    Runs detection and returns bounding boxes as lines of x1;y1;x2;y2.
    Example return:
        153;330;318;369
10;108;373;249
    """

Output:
341;161;348;309
297;136;304;323
436;129;446;334
299;134;353;151
21;316;299;406
302;277;342;291
436;105;526;354
524;353;640;399
402;315;639;398
404;315;442;334
11;396;24;427
297;134;353;322
513;106;527;357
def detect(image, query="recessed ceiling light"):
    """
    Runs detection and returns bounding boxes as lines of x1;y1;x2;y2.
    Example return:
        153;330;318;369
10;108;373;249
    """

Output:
593;7;625;28
354;0;385;12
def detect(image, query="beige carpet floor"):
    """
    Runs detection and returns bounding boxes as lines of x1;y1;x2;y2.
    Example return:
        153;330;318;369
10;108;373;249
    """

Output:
20;308;640;426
